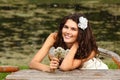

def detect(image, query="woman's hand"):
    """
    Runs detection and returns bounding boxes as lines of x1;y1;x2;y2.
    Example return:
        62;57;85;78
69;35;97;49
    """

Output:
49;57;59;72
59;41;81;71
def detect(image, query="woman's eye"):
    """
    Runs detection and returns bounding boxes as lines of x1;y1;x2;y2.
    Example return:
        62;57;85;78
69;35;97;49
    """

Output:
71;27;77;31
63;25;68;28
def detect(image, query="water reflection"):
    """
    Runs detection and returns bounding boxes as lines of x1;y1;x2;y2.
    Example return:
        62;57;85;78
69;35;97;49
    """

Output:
0;3;119;55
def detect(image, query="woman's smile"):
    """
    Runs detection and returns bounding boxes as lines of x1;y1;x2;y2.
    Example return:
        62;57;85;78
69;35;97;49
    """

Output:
64;34;72;39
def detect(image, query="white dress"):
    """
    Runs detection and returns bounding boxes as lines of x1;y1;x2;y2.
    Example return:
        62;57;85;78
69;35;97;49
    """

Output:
81;58;108;69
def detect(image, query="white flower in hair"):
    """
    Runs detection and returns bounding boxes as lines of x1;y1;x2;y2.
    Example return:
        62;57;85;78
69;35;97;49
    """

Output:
78;16;88;30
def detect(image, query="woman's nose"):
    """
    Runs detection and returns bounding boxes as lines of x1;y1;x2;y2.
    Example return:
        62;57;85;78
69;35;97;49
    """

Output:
66;29;71;33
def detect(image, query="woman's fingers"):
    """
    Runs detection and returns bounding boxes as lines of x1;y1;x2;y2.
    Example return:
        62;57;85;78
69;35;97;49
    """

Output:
50;61;59;68
50;57;59;69
52;57;59;62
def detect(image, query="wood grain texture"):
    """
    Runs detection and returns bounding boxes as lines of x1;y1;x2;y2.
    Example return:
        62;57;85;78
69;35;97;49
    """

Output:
5;69;120;80
98;47;120;68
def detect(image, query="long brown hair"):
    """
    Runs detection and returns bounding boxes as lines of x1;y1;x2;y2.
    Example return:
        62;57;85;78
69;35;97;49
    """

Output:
54;13;98;59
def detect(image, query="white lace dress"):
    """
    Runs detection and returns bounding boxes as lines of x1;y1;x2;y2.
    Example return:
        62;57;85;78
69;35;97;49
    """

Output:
81;58;108;69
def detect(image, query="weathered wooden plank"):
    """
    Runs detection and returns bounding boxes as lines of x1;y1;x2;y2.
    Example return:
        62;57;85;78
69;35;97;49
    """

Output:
98;47;120;68
5;69;120;80
0;66;19;72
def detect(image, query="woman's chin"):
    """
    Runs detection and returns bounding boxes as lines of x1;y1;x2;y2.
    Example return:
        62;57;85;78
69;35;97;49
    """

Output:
64;41;73;44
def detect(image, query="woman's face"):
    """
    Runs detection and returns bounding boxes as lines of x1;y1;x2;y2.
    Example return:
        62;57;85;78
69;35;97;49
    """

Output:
62;19;78;47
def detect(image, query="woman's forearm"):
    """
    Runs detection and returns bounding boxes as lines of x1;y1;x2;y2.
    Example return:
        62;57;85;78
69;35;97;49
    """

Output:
29;61;51;72
59;44;78;71
29;33;57;72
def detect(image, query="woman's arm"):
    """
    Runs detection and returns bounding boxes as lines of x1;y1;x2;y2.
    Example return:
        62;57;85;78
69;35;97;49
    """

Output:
59;42;82;71
82;50;96;63
29;33;59;72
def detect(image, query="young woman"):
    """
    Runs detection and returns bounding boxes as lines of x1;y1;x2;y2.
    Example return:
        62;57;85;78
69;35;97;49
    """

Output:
29;13;108;72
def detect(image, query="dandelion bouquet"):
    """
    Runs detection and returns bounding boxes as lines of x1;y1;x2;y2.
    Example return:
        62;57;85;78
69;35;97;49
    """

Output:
50;47;69;60
49;47;69;72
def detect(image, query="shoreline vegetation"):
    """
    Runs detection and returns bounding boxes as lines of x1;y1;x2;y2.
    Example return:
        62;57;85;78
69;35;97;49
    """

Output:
0;0;120;79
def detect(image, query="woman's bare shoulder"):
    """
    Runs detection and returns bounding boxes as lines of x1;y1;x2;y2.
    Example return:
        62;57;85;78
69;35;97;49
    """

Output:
41;32;57;48
49;32;57;40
